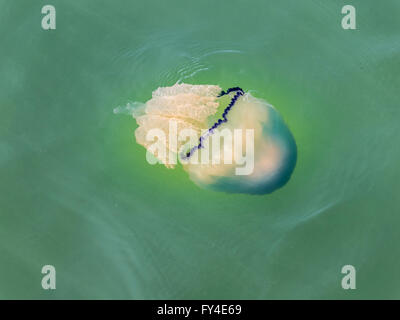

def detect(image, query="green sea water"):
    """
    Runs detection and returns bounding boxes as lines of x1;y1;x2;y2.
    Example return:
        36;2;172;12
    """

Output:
1;0;399;299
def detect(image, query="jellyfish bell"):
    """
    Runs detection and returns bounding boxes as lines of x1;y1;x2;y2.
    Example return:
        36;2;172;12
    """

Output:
120;83;297;194
181;92;297;194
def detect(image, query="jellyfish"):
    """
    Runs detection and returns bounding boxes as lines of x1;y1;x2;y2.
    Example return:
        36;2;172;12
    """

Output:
115;83;297;194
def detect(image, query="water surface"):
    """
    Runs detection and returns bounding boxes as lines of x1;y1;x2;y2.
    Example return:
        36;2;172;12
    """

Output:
0;0;399;299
